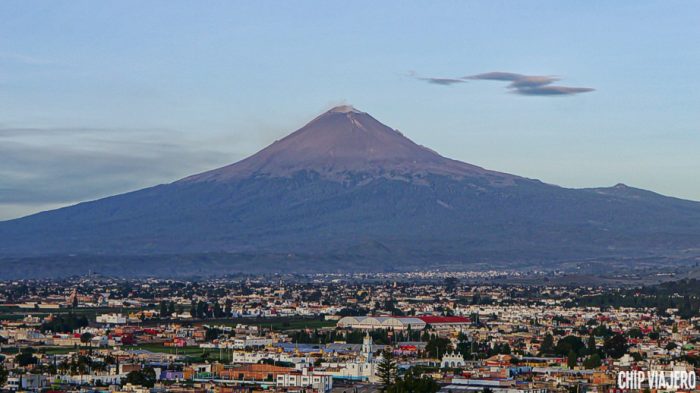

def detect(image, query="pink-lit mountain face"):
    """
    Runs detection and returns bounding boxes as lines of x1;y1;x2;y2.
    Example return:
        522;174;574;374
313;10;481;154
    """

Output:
1;106;700;278
181;105;516;185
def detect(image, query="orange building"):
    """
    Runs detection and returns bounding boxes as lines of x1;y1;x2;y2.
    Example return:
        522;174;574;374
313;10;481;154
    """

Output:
218;363;296;382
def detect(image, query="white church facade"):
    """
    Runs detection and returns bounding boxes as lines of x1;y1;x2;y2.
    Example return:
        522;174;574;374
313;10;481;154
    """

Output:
441;351;466;369
318;333;382;382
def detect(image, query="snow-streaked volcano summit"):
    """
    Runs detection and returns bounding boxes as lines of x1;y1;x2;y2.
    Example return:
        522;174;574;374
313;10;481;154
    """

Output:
1;106;700;278
182;105;514;184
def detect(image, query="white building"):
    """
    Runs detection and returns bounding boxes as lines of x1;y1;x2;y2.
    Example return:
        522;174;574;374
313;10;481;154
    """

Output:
96;313;127;324
229;350;305;365
3;374;50;391
232;336;273;349
276;368;333;392
90;335;109;347
441;351;466;369
336;316;426;330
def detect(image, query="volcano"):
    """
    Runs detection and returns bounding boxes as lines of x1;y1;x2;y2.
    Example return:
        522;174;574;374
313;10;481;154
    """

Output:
180;105;513;184
1;106;700;278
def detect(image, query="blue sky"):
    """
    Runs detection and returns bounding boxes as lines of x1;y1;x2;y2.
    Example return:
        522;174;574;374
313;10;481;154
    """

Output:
1;1;699;219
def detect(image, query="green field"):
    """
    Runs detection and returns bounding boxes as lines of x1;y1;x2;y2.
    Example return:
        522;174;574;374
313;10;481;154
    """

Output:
40;346;78;355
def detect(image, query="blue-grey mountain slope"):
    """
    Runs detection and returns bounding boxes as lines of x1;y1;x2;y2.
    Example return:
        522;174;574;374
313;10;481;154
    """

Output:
1;106;699;277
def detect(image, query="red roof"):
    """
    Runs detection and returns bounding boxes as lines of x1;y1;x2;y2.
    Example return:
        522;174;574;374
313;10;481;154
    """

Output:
417;316;470;324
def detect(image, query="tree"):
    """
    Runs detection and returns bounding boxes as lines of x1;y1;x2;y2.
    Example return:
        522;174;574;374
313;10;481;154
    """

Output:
159;301;168;318
456;341;474;360
583;353;602;369
425;336;451;358
556;335;585;356
587;334;596;355
593;324;612;337
567;350;577;369
124;367;156;388
0;363;8;386
444;277;459;291
627;328;643;339
377;350;397;391
387;369;439;393
224;299;233;316
539;334;554;355
489;343;511;356
16;350;38;367
603;333;627;359
196;301;208;319
205;327;223;341
213;301;224;318
167;301;176;316
40;313;89;333
80;332;94;347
